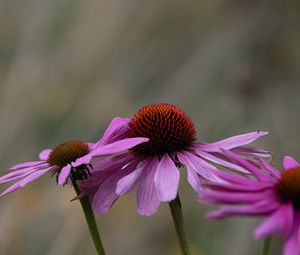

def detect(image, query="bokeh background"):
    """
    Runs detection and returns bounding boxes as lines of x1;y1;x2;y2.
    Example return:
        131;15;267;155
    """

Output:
0;0;299;254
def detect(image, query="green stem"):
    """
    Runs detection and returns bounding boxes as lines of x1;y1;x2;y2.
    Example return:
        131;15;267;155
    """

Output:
168;195;191;255
72;179;106;255
262;237;272;255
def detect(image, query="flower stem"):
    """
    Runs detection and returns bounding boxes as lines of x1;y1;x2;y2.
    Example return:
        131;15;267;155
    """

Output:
168;195;191;255
72;179;106;255
262;237;272;255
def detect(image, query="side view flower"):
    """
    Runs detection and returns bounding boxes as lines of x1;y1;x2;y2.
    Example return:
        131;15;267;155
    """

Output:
80;103;270;216
0;117;148;196
200;152;300;255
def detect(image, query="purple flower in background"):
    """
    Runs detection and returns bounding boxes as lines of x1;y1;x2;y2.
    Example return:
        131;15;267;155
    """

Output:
80;103;270;216
0;118;148;196
200;152;300;255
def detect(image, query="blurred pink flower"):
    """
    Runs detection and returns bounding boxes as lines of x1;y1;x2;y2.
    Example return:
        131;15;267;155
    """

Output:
200;152;300;255
80;103;270;216
0;118;148;196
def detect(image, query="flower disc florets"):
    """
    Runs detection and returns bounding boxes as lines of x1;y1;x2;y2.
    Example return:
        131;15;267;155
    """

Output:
129;104;196;157
47;140;90;168
276;167;300;209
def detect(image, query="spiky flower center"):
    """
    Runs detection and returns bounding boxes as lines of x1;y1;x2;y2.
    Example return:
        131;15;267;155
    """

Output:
276;167;300;209
129;103;196;157
47;140;89;168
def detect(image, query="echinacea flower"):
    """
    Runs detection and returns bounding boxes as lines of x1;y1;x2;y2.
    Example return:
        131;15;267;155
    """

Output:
0;118;148;196
80;103;270;216
200;152;300;255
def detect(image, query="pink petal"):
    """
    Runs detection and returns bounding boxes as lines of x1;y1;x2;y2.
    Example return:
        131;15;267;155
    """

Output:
186;167;202;192
137;158;161;216
0;167;53;196
154;154;180;202
94;117;131;147
90;138;149;157
195;149;250;174
9;161;45;171
283;156;300;170
177;151;221;182
256;158;281;178
0;164;49;183
58;165;72;185
224;151;275;183
199;131;268;152
92;167;134;214
71;155;93;168
232;145;271;158
116;165;144;195
39;149;52;160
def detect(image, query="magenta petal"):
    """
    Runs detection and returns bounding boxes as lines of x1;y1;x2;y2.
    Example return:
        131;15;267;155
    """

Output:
154;154;179;202
39;149;52;160
0;167;53;196
58;165;72;185
254;203;294;239
283;156;300;170
91;138;149;157
199;131;268;152
283;212;300;255
94;117;131;147
137;158;160;216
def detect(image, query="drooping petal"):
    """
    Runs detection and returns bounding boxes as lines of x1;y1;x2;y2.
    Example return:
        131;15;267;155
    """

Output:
200;189;275;205
9;161;45;171
137;158;161;216
224;151;275;183
92;166;135;214
283;212;300;255
195;149;250;174
0;163;49;183
0;167;54;196
58;164;72;185
186;166;202;193
39;149;52;160
254;203;294;239
283;156;300;170
154;154;180;202
177;151;222;182
94;117;131;147
198;131;268;152
232;145;271;158
116;165;144;195
256;158;281;178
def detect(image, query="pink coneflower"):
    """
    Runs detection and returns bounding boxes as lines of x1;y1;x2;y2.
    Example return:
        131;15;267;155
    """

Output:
0;118;148;196
200;152;300;255
81;103;270;216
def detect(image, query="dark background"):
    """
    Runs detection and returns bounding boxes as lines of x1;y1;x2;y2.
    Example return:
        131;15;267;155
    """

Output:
0;1;299;254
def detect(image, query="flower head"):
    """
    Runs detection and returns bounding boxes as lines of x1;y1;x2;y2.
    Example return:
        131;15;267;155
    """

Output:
0;118;148;196
200;152;300;255
81;103;270;216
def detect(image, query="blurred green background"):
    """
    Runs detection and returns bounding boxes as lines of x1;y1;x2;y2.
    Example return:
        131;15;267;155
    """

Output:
0;0;299;254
